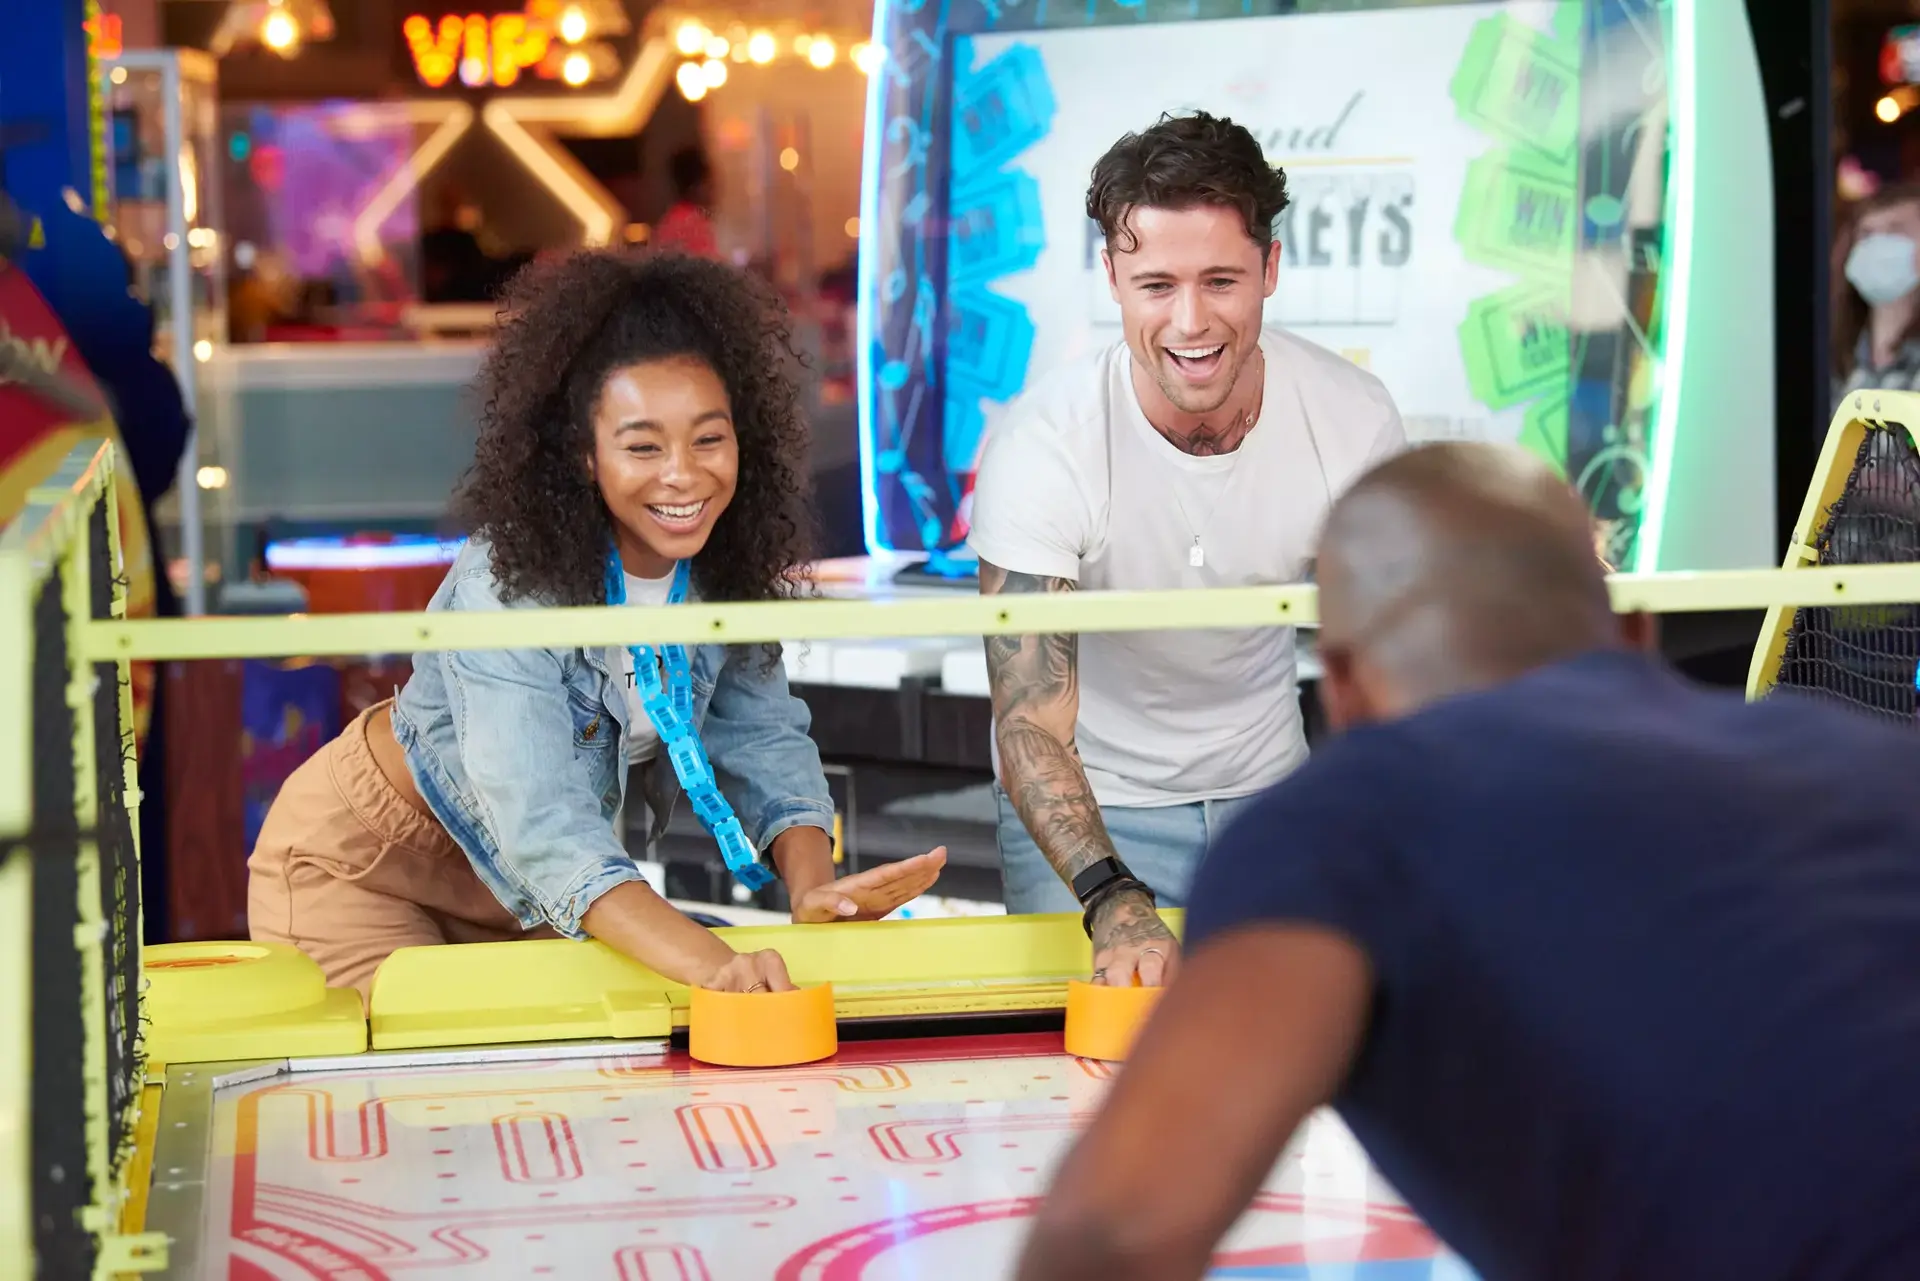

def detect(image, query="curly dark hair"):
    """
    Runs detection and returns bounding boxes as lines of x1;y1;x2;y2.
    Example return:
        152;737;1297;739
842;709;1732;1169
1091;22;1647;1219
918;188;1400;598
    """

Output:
1087;111;1291;254
452;249;815;609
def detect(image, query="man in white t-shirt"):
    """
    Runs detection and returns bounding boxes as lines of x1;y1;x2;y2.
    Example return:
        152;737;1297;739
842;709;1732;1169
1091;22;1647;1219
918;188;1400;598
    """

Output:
967;111;1405;987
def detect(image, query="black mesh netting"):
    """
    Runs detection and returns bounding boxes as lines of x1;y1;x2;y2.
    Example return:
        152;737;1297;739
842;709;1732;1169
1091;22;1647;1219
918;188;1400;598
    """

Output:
89;501;143;1178
29;569;94;1278
1772;424;1920;721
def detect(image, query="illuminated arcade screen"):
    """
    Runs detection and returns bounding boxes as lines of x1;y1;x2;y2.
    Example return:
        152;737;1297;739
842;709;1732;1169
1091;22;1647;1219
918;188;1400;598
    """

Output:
858;0;1773;574
221;103;425;294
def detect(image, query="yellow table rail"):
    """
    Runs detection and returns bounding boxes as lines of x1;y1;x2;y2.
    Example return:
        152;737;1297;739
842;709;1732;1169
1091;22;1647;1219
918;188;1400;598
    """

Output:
142;912;1176;1064
81;563;1920;662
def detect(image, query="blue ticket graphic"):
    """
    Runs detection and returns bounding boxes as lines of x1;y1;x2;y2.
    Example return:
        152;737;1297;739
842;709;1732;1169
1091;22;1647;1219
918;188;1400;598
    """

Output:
948;169;1046;286
947;286;1036;405
952;39;1057;181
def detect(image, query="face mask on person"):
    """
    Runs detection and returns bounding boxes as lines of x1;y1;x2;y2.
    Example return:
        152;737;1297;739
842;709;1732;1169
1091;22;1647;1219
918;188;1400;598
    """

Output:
1846;233;1920;307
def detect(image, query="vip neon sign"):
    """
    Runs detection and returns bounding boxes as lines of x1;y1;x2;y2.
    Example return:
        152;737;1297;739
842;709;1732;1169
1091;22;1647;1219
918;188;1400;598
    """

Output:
403;5;555;89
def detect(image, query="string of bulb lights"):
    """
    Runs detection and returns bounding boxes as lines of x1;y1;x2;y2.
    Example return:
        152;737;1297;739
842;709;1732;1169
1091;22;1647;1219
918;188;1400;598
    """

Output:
666;16;883;102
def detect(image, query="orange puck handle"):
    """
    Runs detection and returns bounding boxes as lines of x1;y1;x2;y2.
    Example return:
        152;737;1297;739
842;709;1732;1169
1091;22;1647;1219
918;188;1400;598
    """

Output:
1063;979;1162;1062
689;982;837;1067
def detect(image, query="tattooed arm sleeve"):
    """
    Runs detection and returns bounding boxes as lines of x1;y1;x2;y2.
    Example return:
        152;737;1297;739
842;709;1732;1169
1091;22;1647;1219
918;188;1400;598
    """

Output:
978;559;1121;887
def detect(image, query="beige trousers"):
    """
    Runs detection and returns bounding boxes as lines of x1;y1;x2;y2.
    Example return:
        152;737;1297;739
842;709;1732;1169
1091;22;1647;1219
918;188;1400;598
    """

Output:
247;702;554;1001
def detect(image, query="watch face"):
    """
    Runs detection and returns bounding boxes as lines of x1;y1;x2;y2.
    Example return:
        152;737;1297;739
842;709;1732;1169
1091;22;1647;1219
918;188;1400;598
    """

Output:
1073;857;1129;901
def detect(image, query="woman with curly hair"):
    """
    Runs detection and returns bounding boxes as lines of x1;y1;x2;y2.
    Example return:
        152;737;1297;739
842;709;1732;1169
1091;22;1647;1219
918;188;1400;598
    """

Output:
248;250;946;1002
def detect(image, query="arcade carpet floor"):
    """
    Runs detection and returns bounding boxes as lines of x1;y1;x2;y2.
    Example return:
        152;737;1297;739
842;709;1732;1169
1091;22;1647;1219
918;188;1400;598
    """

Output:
190;1032;1476;1279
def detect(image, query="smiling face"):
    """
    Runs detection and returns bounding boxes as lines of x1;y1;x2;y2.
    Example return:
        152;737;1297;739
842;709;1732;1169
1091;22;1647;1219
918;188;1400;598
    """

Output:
588;355;739;578
1104;203;1279;421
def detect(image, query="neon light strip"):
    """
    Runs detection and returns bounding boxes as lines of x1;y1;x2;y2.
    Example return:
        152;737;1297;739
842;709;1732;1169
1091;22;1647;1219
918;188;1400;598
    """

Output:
1633;0;1696;573
490;32;674;130
351;103;475;265
481;102;620;245
87;564;1920;663
479;35;676;246
264;540;466;571
854;0;890;554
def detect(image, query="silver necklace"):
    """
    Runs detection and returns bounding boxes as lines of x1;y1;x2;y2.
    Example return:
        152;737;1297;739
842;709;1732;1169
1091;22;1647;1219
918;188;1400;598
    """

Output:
1170;458;1247;567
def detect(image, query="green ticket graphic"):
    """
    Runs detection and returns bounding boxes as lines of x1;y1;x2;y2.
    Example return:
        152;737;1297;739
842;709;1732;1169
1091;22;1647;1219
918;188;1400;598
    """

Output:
1449;10;1582;165
1448;11;1581;484
1459;285;1572;412
1455;149;1579;279
1517;391;1571;477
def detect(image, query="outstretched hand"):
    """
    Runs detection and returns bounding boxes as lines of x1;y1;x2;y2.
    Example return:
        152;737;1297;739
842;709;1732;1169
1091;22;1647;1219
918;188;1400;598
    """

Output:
791;848;948;923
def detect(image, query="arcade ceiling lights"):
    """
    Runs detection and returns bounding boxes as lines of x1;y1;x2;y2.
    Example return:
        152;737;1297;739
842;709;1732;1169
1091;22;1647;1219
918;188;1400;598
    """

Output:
352;5;879;261
206;0;335;58
658;13;883;102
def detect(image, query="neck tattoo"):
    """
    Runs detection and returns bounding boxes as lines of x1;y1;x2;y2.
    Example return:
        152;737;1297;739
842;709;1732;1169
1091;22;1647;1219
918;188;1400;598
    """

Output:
1157;411;1255;458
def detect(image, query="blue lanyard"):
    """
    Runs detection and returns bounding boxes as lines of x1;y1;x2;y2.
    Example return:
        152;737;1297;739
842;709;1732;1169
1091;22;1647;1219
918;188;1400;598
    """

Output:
605;551;772;891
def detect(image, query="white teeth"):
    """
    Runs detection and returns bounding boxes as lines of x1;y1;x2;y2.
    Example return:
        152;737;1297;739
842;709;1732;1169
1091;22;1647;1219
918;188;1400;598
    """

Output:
648;502;704;520
1169;345;1224;360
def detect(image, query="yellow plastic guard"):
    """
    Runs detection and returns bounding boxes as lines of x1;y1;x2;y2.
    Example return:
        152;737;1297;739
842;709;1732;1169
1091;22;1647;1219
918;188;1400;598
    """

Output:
1063;979;1162;1062
689;984;837;1067
365;911;1185;1052
143;942;366;1064
367;938;675;1050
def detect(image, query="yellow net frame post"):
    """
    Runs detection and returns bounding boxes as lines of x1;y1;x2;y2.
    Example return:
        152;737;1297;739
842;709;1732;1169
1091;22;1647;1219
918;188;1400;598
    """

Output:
0;504;35;1281
1747;389;1920;699
87;444;157;1276
103;450;155;1275
62;447;111;1255
0;441;160;1277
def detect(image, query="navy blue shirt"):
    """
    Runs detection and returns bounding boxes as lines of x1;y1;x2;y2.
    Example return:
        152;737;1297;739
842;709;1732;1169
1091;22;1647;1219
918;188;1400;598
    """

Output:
1188;651;1920;1281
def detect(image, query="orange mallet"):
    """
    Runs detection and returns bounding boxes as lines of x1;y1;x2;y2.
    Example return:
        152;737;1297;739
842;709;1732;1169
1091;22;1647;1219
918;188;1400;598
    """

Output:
689;983;838;1067
1063;977;1163;1062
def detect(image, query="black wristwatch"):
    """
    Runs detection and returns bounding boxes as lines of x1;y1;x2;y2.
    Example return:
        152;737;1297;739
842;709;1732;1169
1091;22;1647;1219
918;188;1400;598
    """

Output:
1071;856;1155;938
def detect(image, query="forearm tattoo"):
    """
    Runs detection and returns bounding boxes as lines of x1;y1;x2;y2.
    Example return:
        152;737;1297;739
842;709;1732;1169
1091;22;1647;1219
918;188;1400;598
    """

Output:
1090;888;1172;950
980;564;1119;884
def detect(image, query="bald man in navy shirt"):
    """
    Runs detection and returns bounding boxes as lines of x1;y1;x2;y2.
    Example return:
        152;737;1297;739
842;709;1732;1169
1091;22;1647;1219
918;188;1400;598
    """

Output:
1019;442;1920;1281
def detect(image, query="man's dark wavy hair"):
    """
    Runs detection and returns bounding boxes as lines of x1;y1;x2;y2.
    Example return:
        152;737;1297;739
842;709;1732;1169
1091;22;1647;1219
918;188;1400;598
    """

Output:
1086;111;1291;254
451;249;814;610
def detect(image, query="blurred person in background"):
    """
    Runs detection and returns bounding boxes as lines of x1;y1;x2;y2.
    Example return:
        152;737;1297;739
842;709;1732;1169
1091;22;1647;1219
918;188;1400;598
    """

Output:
228;241;293;342
1833;182;1920;410
421;186;505;303
654;147;720;260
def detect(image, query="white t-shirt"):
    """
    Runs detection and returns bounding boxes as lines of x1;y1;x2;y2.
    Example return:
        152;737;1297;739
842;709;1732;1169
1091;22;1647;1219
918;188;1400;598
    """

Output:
610;568;678;764
967;328;1406;807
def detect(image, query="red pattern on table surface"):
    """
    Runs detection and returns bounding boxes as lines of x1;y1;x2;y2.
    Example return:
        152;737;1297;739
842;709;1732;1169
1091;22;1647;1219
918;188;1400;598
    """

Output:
200;1032;1445;1279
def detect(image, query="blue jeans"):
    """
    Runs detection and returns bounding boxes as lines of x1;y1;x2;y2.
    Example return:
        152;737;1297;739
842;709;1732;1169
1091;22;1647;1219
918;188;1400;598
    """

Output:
994;785;1261;915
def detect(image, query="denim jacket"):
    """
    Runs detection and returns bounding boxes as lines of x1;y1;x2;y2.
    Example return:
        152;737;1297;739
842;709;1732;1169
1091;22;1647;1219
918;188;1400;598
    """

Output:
391;538;834;938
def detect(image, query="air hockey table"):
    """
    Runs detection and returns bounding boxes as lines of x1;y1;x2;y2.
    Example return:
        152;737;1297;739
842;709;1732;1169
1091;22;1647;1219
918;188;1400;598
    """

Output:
127;914;1474;1280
